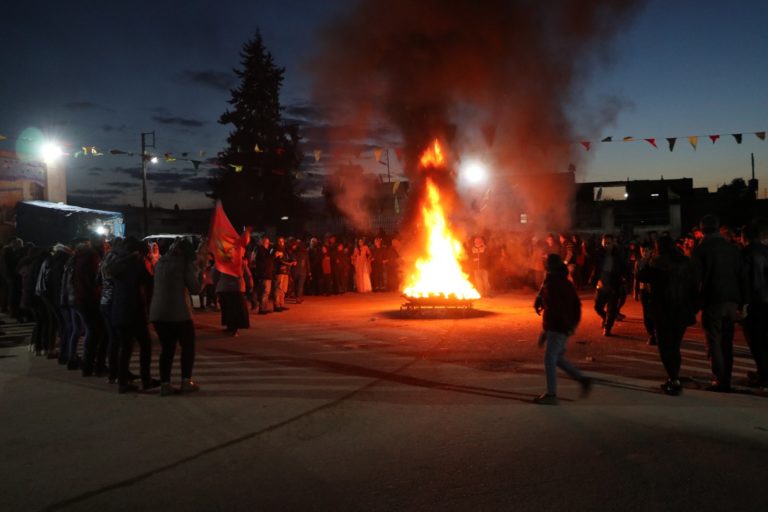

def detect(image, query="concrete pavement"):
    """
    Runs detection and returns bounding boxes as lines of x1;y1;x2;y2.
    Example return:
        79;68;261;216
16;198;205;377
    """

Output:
2;292;768;511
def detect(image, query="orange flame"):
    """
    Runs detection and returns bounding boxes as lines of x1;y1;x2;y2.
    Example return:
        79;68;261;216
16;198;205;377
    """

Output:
403;141;480;300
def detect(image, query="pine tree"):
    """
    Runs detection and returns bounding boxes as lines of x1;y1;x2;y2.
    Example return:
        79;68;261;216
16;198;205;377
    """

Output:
211;30;303;230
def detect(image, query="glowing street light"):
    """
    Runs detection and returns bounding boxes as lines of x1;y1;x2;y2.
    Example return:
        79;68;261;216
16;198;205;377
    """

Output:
150;156;159;164
40;141;63;163
460;159;489;186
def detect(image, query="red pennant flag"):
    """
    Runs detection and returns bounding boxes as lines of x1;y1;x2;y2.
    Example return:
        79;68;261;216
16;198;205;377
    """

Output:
645;138;657;149
709;135;720;144
395;148;403;162
208;201;244;278
580;141;591;151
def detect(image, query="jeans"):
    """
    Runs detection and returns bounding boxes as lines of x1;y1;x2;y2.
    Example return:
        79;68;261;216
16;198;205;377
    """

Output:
594;288;619;329
275;274;289;308
656;325;686;381
742;302;768;385
154;320;195;382
701;302;738;386
114;322;152;386
100;304;119;380
60;306;78;362
75;304;107;375
544;330;584;396
257;279;272;312
292;272;307;301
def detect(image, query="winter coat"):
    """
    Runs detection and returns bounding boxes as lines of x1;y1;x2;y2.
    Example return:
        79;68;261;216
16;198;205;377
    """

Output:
691;233;744;305
534;265;581;334
638;252;699;329
108;252;153;327
742;242;768;305
149;252;201;322
72;246;101;309
252;246;274;280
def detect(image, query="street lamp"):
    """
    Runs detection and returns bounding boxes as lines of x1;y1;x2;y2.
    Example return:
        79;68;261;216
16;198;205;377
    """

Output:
40;141;63;164
460;159;489;186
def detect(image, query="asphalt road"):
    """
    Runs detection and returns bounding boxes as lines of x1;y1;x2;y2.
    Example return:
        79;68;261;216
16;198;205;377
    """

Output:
2;291;767;511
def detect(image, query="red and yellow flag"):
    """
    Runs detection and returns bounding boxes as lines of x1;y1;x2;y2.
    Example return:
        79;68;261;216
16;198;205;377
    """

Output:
208;201;246;277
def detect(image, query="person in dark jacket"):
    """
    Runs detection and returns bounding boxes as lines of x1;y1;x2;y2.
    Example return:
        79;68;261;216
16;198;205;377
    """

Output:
692;214;745;392
41;243;72;363
59;251;81;369
273;245;295;311
252;237;274;314
533;254;592;405
741;219;768;389
591;234;626;337
638;236;699;395
97;238;122;383
18;246;48;355
108;237;158;393
289;240;309;304
634;242;656;346
150;238;202;396
72;241;107;376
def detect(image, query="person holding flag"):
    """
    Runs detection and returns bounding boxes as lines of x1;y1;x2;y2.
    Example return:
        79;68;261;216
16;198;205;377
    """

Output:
208;202;252;337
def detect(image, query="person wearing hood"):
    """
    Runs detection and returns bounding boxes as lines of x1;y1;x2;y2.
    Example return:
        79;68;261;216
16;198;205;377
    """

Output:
109;237;158;393
36;243;72;359
149;238;202;396
533;254;592;405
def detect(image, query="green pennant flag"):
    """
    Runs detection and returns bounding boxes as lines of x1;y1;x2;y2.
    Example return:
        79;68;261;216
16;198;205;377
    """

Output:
732;133;743;144
601;136;613;142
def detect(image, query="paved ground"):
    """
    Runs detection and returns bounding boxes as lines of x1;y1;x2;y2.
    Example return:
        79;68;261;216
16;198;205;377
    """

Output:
2;291;768;511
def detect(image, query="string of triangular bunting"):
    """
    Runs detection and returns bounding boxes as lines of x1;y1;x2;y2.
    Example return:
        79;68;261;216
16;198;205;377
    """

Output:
580;131;765;152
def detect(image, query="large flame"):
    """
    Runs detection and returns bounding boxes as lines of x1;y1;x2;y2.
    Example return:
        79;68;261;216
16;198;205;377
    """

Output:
402;141;481;300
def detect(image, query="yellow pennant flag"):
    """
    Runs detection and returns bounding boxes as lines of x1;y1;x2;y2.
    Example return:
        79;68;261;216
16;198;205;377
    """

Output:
164;153;176;162
392;181;400;195
0;134;7;141
230;164;244;173
313;149;322;163
757;132;766;141
374;148;383;162
254;144;263;153
622;136;634;142
688;136;698;150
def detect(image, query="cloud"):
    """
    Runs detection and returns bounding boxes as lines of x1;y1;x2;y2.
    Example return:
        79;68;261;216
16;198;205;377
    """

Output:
105;181;140;188
102;124;129;133
284;102;327;122
152;115;206;128
68;188;126;204
64;101;113;112
180;69;235;92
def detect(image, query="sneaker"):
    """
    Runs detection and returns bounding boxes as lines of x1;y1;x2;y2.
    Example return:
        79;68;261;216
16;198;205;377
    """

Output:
142;378;161;391
533;393;559;405
660;380;682;396
580;377;593;398
160;383;176;397
704;381;732;393
118;383;138;394
180;379;200;394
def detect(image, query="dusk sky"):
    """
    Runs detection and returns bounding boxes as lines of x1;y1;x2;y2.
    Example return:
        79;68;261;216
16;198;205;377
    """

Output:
1;0;766;209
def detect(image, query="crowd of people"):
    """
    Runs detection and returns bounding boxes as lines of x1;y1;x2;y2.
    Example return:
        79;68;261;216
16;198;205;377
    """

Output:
1;213;766;402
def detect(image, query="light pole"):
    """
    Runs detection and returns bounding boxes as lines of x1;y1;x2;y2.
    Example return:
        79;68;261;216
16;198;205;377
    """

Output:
141;131;155;236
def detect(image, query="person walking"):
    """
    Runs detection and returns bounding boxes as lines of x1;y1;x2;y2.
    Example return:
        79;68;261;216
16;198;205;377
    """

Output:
637;236;699;395
591;234;626;336
635;242;656;345
150;239;202;396
692;215;744;392
533;254;592;405
741;219;768;389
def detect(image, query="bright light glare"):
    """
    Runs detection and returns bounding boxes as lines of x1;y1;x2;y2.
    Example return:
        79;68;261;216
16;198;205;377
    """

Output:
150;156;159;164
41;142;63;163
461;160;488;185
280;216;289;220
94;225;107;236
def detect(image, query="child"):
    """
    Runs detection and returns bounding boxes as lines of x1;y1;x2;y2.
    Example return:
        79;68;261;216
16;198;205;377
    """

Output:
533;254;592;405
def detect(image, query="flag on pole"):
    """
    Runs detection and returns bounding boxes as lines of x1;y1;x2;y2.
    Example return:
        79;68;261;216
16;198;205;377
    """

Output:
208;201;245;277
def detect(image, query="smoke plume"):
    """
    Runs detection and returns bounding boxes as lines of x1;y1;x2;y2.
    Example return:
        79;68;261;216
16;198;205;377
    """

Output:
312;0;643;234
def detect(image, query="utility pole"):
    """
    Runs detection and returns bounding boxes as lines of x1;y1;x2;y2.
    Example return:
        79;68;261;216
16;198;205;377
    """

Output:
141;131;155;236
